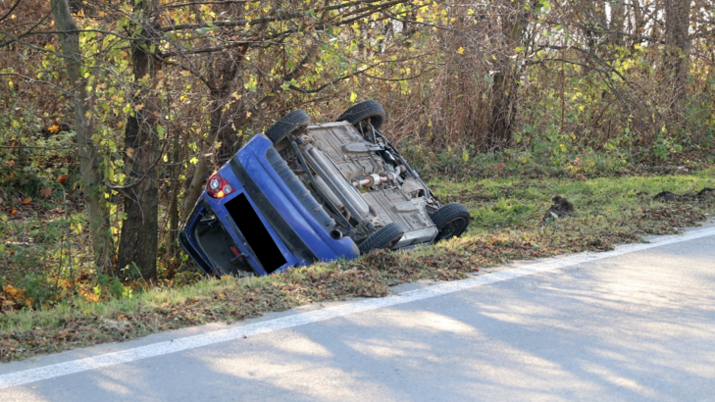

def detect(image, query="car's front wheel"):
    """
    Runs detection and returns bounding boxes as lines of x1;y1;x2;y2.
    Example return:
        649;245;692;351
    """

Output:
430;203;471;241
336;100;386;131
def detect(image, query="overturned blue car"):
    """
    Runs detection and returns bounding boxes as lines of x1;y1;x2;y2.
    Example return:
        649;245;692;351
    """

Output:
179;101;471;277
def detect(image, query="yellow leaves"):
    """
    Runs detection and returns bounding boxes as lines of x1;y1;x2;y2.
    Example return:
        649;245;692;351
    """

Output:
2;285;32;309
350;92;358;102
21;197;31;204
468;8;474;15
135;104;144;111
78;288;100;303
3;285;25;299
244;76;257;91
457;47;465;55
48;124;60;134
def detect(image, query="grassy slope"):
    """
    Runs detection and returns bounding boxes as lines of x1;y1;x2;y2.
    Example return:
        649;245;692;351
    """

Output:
1;169;714;362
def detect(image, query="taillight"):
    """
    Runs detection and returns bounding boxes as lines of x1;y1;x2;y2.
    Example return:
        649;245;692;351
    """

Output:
206;172;234;198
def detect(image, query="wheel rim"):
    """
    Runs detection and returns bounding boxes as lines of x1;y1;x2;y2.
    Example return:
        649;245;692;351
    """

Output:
438;217;467;240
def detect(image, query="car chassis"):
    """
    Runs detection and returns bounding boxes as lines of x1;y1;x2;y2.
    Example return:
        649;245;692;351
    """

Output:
179;101;471;277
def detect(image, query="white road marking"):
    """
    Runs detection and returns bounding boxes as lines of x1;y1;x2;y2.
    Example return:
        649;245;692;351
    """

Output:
1;226;714;389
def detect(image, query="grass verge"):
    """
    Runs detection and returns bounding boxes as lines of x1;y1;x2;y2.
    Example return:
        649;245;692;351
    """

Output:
1;169;714;362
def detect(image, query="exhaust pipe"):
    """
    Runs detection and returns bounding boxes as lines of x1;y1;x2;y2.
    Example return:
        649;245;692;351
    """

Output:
306;146;371;219
352;172;398;188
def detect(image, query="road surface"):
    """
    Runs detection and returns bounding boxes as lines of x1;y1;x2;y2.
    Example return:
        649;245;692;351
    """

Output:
1;226;714;401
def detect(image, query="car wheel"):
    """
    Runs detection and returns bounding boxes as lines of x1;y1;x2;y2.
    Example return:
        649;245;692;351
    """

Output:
264;109;311;144
336;100;386;131
358;222;404;254
430;203;471;241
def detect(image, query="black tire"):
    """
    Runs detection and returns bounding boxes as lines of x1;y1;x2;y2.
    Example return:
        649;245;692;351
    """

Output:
336;100;386;131
430;203;471;242
264;109;311;144
358;222;404;254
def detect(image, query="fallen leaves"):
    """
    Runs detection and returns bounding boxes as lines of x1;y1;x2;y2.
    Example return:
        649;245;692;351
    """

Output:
1;285;32;312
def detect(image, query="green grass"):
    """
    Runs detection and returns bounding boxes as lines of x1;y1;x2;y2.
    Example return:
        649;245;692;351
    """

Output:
431;169;715;236
1;168;714;362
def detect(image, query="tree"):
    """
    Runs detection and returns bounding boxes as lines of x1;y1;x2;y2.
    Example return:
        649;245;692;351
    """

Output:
50;0;114;273
487;0;539;150
664;0;691;121
116;0;161;279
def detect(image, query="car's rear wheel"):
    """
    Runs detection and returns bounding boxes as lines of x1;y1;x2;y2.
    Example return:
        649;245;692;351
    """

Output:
336;100;386;131
264;109;311;144
430;203;471;241
358;222;404;254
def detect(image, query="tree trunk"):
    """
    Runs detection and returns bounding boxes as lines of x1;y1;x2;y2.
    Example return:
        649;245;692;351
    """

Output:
488;71;518;150
632;0;645;48
117;1;160;280
582;0;607;50
180;150;209;225
608;0;626;46
664;0;691;121
51;0;114;273
487;0;535;150
166;132;182;255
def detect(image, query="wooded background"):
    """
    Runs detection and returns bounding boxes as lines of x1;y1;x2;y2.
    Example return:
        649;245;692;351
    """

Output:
1;0;712;281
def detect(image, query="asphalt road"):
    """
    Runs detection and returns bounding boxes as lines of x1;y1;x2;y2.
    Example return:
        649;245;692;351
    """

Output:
1;226;714;401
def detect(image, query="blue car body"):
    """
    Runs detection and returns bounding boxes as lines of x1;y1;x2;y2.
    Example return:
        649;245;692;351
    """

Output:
179;134;359;277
